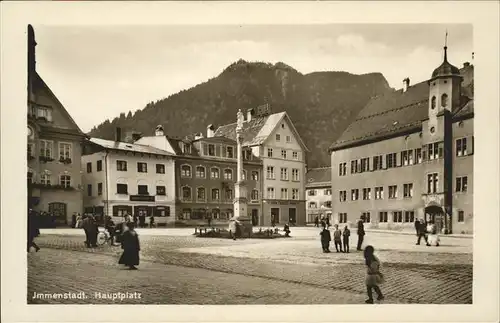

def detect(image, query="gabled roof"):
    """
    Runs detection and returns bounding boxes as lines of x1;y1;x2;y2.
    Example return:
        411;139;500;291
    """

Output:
329;65;474;152
89;138;174;156
214;111;309;151
306;167;331;188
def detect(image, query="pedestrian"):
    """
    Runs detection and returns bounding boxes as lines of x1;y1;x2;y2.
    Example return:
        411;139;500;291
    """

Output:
27;210;40;252
326;216;331;228
314;216;319;227
320;226;331;253
283;223;291;237
71;212;77;229
414;218;419;236
81;214;90;247
342;225;350;253
207;213;212;227
357;215;366;251
139;213;146;228
271;214;276;228
84;214;98;248
416;219;430;246
333;224;343;252
427;221;440;246
105;215;117;246
149;215;155;228
118;222;140;270
363;245;385;304
75;213;82;228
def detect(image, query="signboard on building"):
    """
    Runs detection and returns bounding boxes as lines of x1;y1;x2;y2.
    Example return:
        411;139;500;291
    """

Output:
130;195;155;202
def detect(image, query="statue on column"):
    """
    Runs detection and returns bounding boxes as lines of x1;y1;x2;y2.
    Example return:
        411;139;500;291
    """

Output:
236;109;244;132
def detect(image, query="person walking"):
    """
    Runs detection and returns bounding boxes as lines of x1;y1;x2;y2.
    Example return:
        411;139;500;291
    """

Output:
357;216;366;251
416;219;430;246
118;222;141;270
149;215;155;228
314;216;319;227
414;219;420;236
27;210;40;252
333;224;343;252
342;225;351;253
326;216;331;228
427;221;440;246
320;226;331;253
81;214;90;247
363;245;385;304
105;215;117;246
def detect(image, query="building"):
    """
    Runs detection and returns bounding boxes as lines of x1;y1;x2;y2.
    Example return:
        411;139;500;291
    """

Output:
215;104;309;226
329;45;474;234
81;128;176;226
27;25;87;226
305;167;332;224
135;125;263;225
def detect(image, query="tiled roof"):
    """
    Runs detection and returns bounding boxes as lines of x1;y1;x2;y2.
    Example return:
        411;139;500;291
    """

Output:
306;167;331;187
89;138;174;156
330;65;474;151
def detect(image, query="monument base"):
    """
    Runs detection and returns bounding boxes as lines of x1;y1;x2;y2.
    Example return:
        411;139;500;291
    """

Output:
235;216;253;238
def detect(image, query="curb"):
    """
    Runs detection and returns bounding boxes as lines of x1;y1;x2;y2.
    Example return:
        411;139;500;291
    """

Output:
364;229;473;239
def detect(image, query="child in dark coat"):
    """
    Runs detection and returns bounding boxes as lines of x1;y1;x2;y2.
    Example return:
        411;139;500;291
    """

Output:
320;227;331;253
118;222;141;270
343;225;351;253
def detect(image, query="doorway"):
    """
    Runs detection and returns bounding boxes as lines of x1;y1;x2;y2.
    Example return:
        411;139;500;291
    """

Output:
271;208;280;225
288;208;296;225
424;205;445;233
251;209;259;226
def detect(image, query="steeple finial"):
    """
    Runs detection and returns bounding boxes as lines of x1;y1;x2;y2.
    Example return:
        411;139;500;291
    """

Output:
443;30;448;61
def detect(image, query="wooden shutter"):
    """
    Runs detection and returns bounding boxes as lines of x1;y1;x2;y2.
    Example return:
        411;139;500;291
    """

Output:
382;154;387;169
422;146;427;161
221;145;227;157
469;136;474;155
202;143;208;155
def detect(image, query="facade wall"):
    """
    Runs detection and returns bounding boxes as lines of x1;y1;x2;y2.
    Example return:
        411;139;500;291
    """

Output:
305;185;332;223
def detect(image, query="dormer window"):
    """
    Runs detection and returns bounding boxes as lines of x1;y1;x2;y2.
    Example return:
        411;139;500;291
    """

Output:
34;105;52;121
182;143;191;154
441;93;448;108
431;96;436;109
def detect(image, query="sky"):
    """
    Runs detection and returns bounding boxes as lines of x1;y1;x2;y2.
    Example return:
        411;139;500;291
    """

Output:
33;24;473;133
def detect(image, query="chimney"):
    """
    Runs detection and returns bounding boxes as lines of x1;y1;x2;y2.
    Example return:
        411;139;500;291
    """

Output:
115;127;122;142
206;124;215;138
155;125;164;136
403;77;410;93
463;62;470;68
194;132;204;140
247;108;254;122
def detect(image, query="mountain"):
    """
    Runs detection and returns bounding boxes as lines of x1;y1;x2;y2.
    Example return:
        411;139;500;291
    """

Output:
88;59;393;167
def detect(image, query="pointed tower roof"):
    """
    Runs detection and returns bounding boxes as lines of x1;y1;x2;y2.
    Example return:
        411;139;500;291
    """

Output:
431;46;461;79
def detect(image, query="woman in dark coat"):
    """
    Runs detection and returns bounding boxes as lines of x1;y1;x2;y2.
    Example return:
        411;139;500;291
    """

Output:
27;211;40;252
118;222;140;270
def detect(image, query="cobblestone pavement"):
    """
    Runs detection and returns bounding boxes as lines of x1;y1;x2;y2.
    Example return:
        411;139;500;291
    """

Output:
29;233;472;304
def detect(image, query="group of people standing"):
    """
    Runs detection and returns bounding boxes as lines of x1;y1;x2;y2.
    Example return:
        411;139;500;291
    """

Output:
414;218;440;247
319;215;366;253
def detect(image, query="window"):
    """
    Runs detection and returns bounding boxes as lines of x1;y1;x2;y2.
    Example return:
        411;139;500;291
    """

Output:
60;175;71;188
441;93;448;107
456;138;468;156
415;148;422;164
286;135;291;143
251;189;259;201
196;187;206;201
458;210;465;222
27;143;34;158
339;190;347;202
276;134;281;141
138;185;149;195
351;189;359;201
338;163;347;176
401;150;414;166
182;144;192;154
308;189;317;196
224;169;233;180
59;143;72;160
241;170;247;181
362;188;371;200
292;189;299;200
325;201;332;208
39;140;53;158
180;209;191;220
225;189;233;200
137;162;147;173
392;211;403;223
456;176;468;192
375;187;384;200
404;211;415;223
27;171;34;183
281;150;287;159
388;185;398;199
97;183;103;196
280;168;289;180
267;187;275;199
324;189;332;195
226;146;234;158
156;164;165;174
97;160;102;172
87;184;92;197
266;166;275;179
292;151;299;160
86;162;92;173
117;160;127;171
386;153;397;168
211;167;220;179
208;144;215;156
36;106;52;120
244;150;252;160
267;148;273;158
156;186;166;196
281;188;288;199
40;173;51;185
182;187;191;201
309;202;317;209
211;188;220;201
181;165;192;177
427;173;439;194
379;212;388;223
292;168;299;181
431;96;436;109
360;158;370;172
403;183;413;198
196;166;206;178
350;160;358;174
251;171;259;181
373;155;383;170
362;212;371;223
339;213;347;223
117;184;128;194
427;142;443;160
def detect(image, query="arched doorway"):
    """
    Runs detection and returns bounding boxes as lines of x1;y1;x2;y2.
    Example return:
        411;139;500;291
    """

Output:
424;204;445;233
